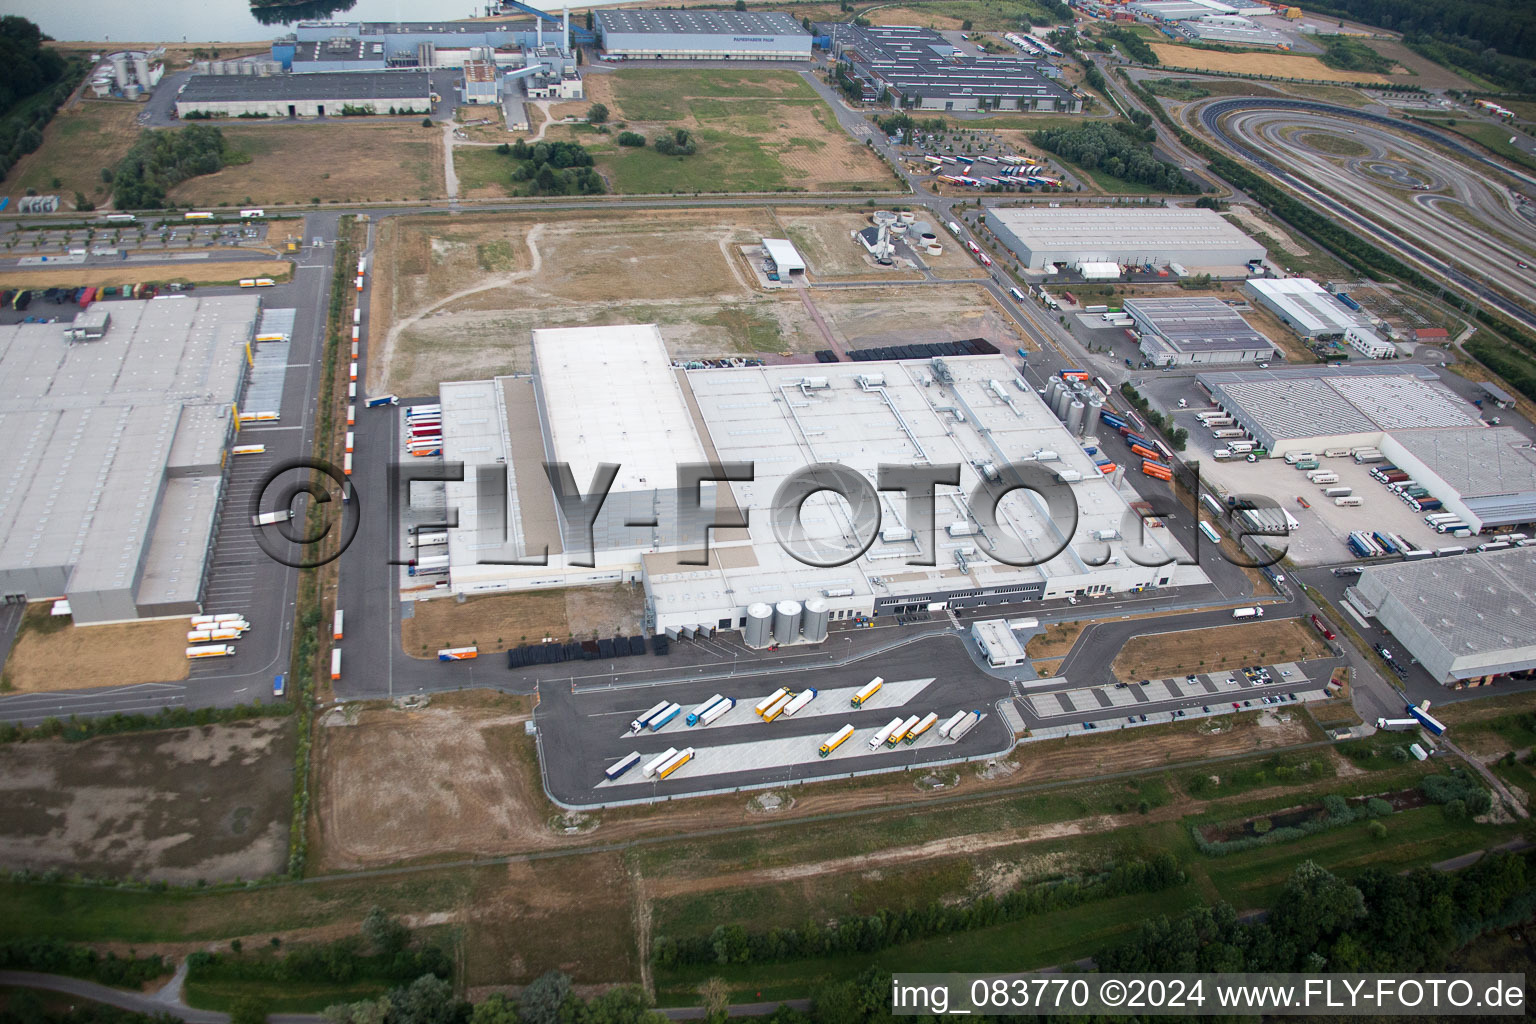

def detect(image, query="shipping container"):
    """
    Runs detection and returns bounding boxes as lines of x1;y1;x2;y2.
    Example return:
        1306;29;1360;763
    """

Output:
754;687;791;716
251;510;293;526
333;609;344;641
1231;607;1264;619
761;691;797;723
686;694;727;727
1212;428;1246;439
648;703;683;731
870;717;905;749
366;395;399;407
1322;448;1351;458
641;747;679;778
850;676;884;706
1335;496;1363;507
948;711;981;741
1406;703;1446;736
887;715;922;746
330;648;342;680
631;701;671;733
231;444;266;456
1324;486;1353;498
438;646;478;661
699;697;734;726
187;644;237;659
819;724;856;757
904;712;939;744
781;688;818;717
657;748;695;779
605;751;642;781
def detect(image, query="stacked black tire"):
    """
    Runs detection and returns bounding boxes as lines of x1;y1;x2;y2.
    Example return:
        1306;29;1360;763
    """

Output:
847;338;998;361
505;635;648;668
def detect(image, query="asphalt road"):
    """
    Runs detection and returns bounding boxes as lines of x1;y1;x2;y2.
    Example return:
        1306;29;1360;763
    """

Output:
1196;97;1536;333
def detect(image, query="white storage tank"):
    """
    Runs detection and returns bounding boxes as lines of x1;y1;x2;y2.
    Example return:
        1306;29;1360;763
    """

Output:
1045;376;1065;408
133;56;151;88
112;54;130;90
1066;399;1086;436
744;602;774;649
801;598;830;643
772;599;802;643
1085;395;1103;436
1052;388;1072;419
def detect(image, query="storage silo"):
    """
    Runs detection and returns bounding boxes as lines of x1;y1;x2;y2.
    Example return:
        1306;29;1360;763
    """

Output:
801;599;829;643
1084;395;1103;436
133;55;151;88
744;602;774;649
1052;387;1072;419
1044;375;1065;409
112;54;130;90
772;599;802;643
123;84;142;100
1066;399;1086;436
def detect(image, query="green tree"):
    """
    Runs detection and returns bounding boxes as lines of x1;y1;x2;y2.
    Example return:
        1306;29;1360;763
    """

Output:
469;994;518;1024
587;102;609;124
362;906;410;955
230;996;270;1024
518;971;572;1024
391;975;467;1024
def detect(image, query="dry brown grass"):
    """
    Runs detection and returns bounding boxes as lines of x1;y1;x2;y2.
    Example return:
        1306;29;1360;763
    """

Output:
169;123;444;206
868;5;965;29
776;207;985;281
1111;618;1328;680
3;603;188;692
1025;620;1085;658
7;101;142;205
1149;44;1389;84
399;585;645;657
0;260;290;290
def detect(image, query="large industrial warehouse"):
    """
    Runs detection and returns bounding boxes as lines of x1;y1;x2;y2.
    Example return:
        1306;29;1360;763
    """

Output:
989;208;1266;273
0;296;259;623
1195;365;1536;532
430;324;1202;638
176;70;432;118
1347;548;1536;685
830;25;1079;113
1124;296;1276;366
594;9;812;60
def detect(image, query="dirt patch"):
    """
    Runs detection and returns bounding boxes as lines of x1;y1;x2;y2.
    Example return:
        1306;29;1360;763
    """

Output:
169;123;444;206
311;699;551;869
1360;39;1482;91
1224;204;1307;256
1150;44;1389;84
0;260;290;291
3;603;189;693
775;207;984;281
7;101;142;207
400;585;645;658
868;5;965;29
0;718;293;881
1112;618;1325;680
1025;620;1085;658
1032;658;1064;676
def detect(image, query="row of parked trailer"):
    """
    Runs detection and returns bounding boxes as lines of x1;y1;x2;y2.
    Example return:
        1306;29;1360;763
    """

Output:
185;611;253;659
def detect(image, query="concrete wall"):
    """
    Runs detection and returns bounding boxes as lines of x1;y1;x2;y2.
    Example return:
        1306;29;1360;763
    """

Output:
176;95;430;118
0;564;71;603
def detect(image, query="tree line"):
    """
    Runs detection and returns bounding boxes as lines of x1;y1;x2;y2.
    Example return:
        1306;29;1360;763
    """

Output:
1030;121;1199;193
0;16;88;184
1300;0;1536;62
112;125;233;209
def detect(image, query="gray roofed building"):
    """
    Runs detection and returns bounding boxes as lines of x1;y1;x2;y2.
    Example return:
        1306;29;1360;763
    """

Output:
830;24;1079;113
1124;296;1275;366
990;207;1264;272
1348;548;1536;684
1382;427;1536;530
0;296;258;623
176;70;432;118
595;8;811;60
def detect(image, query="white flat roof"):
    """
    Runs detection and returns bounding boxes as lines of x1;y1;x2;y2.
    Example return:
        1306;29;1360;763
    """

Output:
531;324;706;494
762;238;806;273
1246;277;1369;334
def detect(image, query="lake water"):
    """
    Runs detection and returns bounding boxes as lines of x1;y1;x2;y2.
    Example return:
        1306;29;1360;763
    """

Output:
16;0;614;43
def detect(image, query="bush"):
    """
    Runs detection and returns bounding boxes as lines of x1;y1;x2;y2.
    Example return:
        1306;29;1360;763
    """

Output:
617;132;645;147
653;128;697;157
112;125;232;209
0;939;168;987
1366;820;1387;840
587;102;609;124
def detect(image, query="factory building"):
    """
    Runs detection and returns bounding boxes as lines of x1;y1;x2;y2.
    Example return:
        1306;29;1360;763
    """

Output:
990;207;1265;274
1347;548;1536;685
175;71;433;118
1175;15;1290;46
1244;278;1371;339
829;25;1079;113
1196;365;1536;531
595;10;812;60
88;51;165;100
1124;296;1276;366
429;324;1202;637
0;296;260;623
274;16;591;72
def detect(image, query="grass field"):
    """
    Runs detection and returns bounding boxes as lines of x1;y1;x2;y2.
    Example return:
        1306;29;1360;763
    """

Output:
865;0;1063;31
0;260;291;291
169;123;443;206
1411;116;1536;173
571;70;896;193
2;602;188;692
1149;44;1390;84
5;101;142;206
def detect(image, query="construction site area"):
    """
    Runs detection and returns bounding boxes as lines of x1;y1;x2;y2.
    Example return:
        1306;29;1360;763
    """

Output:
367;208;1026;396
